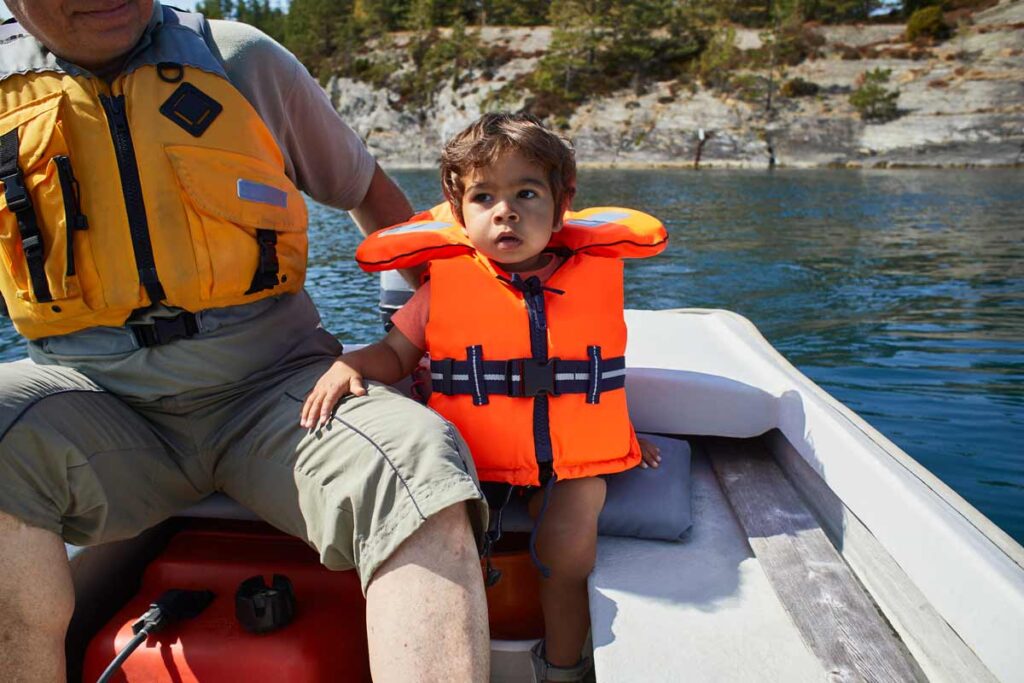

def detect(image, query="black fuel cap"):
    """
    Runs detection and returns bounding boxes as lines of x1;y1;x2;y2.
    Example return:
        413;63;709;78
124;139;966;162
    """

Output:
235;574;296;634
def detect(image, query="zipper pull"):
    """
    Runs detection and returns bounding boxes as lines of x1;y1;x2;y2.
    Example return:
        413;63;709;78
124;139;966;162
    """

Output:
54;156;89;231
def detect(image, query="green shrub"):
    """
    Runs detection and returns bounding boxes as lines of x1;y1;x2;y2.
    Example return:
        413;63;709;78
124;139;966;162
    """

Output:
781;77;820;97
849;68;900;121
774;17;825;66
903;0;945;17
728;73;768;103
697;26;739;89
906;6;952;42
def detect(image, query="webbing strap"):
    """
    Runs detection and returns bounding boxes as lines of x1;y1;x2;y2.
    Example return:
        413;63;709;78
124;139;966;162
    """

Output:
513;273;554;477
245;229;279;294
429;356;627;397
586;345;602;404
0;129;52;303
467;344;489;406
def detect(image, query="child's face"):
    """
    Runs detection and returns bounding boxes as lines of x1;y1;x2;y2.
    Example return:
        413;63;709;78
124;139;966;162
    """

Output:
460;150;559;273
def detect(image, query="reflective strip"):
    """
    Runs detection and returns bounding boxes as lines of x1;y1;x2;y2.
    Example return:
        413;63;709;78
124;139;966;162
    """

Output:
237;179;287;207
433;373;470;381
433;365;626;383
432;371;624;381
564;210;630;228
378;221;452;237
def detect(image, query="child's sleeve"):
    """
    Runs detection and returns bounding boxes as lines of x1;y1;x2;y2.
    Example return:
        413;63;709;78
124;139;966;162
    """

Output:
389;282;430;351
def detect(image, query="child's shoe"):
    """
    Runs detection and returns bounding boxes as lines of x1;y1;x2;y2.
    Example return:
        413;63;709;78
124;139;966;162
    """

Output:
530;640;594;682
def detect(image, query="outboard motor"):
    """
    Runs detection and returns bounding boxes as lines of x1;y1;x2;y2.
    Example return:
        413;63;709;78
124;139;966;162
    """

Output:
379;270;414;331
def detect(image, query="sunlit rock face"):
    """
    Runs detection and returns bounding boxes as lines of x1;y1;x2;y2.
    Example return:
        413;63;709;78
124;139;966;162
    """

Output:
329;3;1023;169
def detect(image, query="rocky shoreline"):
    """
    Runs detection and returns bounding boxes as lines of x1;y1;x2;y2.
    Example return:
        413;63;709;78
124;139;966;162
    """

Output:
327;1;1024;169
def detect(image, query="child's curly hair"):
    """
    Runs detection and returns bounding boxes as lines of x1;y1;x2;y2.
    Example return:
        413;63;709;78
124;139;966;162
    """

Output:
440;112;576;226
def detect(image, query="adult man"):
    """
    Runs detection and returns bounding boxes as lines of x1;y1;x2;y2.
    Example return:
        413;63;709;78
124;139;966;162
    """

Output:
0;1;489;680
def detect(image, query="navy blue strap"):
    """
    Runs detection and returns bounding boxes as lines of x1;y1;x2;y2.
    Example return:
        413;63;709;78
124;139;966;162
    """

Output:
1;129;52;303
429;356;626;398
529;474;558;579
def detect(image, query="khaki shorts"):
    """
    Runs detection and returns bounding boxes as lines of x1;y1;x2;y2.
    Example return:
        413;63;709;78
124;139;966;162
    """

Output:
0;358;486;592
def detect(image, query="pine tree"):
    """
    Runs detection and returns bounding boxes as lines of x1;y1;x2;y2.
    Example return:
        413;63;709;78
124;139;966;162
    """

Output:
284;0;352;80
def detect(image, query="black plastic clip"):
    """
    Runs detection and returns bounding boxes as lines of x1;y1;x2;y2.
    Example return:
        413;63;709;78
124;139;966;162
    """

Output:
235;574;296;634
519;358;560;397
1;169;30;212
131;312;199;348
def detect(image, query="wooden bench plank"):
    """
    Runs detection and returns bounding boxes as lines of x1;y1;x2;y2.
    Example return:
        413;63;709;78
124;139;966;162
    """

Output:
767;430;999;683
702;437;927;683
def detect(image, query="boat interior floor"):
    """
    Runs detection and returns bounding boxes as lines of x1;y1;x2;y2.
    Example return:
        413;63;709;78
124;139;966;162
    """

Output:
590;435;926;682
67;435;946;682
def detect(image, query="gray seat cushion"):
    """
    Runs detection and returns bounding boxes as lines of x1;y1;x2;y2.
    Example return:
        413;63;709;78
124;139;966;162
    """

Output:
183;435;694;543
494;434;693;542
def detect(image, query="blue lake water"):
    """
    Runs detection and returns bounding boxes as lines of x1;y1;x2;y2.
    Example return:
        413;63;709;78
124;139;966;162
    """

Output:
1;168;1021;543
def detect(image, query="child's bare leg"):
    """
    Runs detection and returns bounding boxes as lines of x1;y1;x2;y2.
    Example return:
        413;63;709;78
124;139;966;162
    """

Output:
529;476;607;668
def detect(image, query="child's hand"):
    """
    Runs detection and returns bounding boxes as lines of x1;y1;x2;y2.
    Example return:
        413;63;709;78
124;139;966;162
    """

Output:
638;437;661;469
301;359;367;429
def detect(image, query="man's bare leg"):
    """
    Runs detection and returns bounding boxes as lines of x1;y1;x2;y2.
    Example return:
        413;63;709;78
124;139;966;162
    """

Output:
0;510;73;682
365;502;489;682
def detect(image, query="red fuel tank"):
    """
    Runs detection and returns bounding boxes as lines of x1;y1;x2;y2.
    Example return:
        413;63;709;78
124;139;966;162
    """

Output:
82;520;370;682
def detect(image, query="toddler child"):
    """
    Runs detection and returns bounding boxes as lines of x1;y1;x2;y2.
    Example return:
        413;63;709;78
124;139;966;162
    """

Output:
301;112;665;681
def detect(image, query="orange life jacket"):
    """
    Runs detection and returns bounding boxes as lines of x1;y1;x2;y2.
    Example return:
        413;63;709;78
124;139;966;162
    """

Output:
357;206;668;486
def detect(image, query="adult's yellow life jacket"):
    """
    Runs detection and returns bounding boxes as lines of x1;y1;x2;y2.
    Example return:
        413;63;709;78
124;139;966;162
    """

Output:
357;205;668;486
0;6;307;340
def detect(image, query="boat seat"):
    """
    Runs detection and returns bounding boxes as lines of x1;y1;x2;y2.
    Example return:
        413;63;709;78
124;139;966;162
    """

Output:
588;445;827;682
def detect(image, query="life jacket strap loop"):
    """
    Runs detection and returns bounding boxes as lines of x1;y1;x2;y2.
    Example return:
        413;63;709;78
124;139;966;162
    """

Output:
586;345;603;404
467;344;489;405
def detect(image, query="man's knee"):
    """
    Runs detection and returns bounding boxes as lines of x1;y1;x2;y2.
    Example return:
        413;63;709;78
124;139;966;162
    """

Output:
392;502;477;563
372;502;482;588
417;502;477;556
0;510;74;636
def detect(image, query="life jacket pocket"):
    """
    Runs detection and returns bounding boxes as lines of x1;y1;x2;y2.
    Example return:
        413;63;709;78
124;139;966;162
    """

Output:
166;145;307;301
0;92;97;325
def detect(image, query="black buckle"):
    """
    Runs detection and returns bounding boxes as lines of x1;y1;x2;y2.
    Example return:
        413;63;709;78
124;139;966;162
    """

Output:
518;358;559;397
2;170;31;213
131;312;199;348
20;234;41;254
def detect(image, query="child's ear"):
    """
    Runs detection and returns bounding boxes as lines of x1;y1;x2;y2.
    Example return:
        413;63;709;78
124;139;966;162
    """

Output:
553;187;576;232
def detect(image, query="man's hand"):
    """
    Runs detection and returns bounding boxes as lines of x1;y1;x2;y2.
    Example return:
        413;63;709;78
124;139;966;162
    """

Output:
638;437;662;469
301;359;367;429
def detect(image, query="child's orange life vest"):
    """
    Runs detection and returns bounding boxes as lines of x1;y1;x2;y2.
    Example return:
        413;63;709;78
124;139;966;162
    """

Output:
357;206;668;486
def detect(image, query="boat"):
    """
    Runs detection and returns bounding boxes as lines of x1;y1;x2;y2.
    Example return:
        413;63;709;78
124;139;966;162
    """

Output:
64;308;1024;682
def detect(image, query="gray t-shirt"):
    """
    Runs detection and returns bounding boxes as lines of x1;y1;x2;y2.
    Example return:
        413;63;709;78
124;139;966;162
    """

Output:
203;19;375;210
